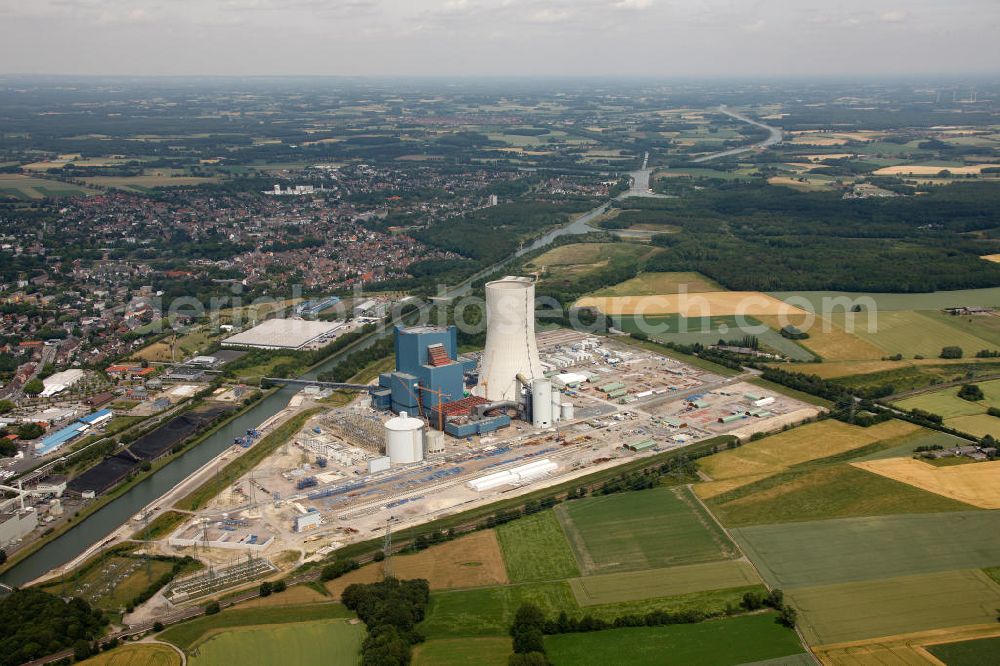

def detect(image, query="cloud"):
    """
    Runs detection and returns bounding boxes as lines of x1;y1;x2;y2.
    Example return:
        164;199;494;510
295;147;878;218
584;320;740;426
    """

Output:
0;0;997;76
526;7;573;23
613;0;653;9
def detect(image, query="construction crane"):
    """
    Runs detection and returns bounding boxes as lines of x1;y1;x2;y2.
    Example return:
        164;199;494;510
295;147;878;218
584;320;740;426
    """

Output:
417;385;451;431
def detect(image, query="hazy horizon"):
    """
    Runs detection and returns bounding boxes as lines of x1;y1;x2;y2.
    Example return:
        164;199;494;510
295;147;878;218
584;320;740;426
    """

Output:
2;0;998;78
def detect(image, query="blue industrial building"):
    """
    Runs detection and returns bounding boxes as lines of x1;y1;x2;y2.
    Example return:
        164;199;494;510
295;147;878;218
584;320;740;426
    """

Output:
35;408;115;455
372;326;471;416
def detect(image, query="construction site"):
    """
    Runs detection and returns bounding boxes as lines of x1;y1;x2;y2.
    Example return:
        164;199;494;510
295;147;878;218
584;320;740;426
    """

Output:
146;277;819;602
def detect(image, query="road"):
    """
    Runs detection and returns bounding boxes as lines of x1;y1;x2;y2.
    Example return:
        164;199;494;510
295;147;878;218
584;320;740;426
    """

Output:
691;105;783;162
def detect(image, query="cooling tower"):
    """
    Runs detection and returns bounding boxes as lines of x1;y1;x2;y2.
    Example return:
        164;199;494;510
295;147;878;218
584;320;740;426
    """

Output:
478;276;543;401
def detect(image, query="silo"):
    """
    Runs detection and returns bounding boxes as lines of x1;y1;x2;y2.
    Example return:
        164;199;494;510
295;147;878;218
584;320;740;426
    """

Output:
560;403;574;420
425;430;445;455
531;378;552;428
384;411;424;464
478;277;543;401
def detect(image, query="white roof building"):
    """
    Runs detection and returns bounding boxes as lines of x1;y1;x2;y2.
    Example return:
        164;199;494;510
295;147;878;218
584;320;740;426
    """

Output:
221;319;342;350
40;369;85;397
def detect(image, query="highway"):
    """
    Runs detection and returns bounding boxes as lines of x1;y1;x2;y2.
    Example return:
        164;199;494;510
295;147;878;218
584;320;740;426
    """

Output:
691;105;783;162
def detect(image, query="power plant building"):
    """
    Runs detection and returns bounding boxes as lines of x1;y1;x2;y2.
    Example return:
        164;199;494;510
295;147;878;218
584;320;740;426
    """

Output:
372;278;561;439
372;325;470;414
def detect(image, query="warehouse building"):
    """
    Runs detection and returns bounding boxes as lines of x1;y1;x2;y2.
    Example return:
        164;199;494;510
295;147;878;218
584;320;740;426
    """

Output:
222;318;343;350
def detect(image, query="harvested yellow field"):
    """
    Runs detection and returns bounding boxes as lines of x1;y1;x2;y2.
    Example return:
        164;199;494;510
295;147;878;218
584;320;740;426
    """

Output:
788;131;883;146
802;153;857;161
874;164;990;176
982;254;1000;264
789;136;849;146
784;162;824;171
724;406;823;443
594;272;722;296
79;643;180;666
852;458;1000;509
82;175;221;189
235;584;329;609
575;291;808;317
767;176;836;191
814;623;1000;666
695;420;920;499
754;315;884;362
325;530;508;597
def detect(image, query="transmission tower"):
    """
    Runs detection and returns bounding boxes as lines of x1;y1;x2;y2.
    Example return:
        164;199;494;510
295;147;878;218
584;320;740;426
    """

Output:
383;518;393;578
248;470;257;512
142;510;152;578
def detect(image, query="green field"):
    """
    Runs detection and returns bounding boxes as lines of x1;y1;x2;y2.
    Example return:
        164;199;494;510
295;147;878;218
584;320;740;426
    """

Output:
81;174;222;192
0;174;96;199
770;287;1000;312
851;429;972;462
789;569;1000;645
543;614;806;666
418;581;758;640
159;603;354;651
412;638;511;666
833;360;1000;395
829;310;997;359
947;413;1000;438
188;619;363;666
923;310;1000;348
39;554;177;611
418;582;577;639
928;635;1000;665
495;511;579;582
612;314;815;361
526;242;652;281
707;464;972;527
896;380;1000;418
568;560;760;606
731;511;1000;589
895;378;1000;437
556;486;736;575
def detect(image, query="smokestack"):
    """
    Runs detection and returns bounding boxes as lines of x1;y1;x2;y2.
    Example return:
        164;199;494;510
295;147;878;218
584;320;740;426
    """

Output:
478;276;543;401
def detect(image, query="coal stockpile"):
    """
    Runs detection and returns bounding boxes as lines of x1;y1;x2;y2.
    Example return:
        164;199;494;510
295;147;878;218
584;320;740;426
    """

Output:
129;405;233;462
67;453;139;495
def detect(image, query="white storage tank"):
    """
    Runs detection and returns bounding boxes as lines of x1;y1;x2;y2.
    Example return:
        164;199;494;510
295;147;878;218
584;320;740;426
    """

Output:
532;378;552;428
425;430;445;455
384;411;424;464
560;403;574;421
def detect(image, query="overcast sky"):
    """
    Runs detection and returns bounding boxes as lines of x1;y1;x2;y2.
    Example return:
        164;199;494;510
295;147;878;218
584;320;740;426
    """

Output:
1;0;998;78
